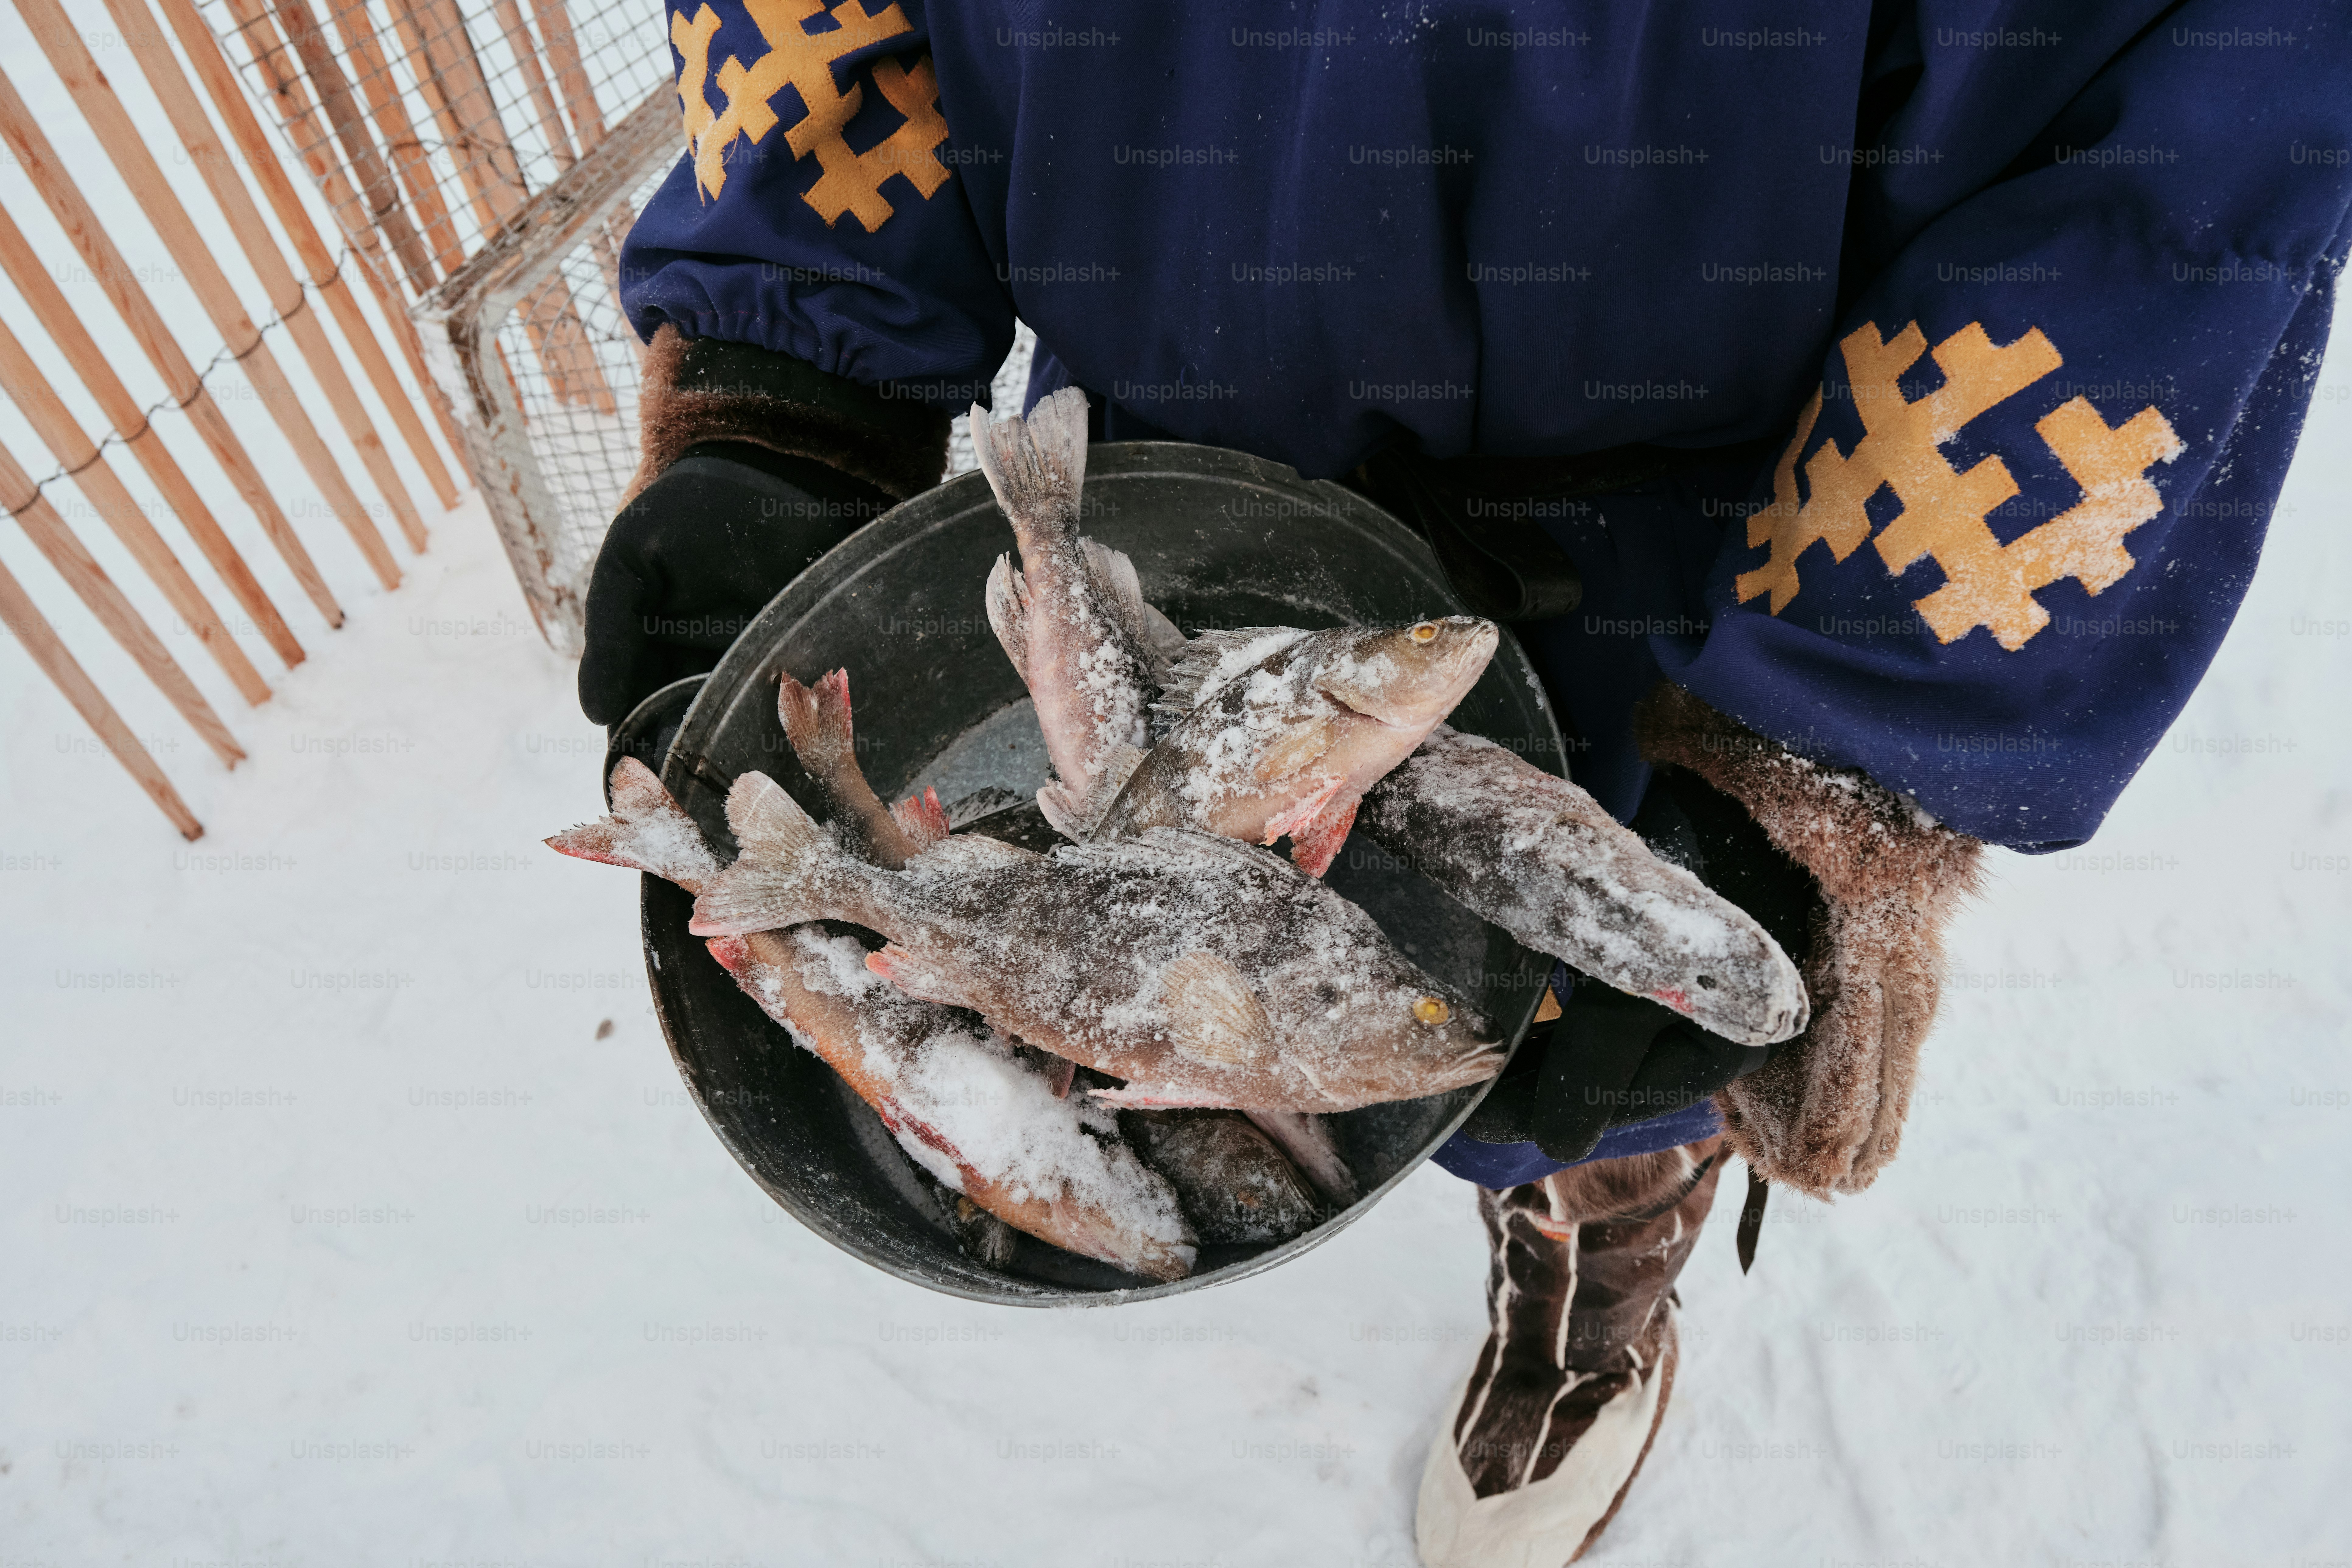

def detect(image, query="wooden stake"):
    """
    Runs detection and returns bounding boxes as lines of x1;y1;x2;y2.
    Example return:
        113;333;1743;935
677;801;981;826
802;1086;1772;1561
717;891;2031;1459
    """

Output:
78;0;432;555
0;212;343;639
387;0;617;414
0;206;310;666
490;0;577;170
0;319;271;707
147;0;461;511
0;52;403;591
212;0;469;460
0;555;202;839
257;0;440;294
0;436;245;769
316;0;466;275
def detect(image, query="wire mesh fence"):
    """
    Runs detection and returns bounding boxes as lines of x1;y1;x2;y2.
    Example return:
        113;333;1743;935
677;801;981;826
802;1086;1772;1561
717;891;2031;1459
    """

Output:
201;0;673;298
199;0;1035;653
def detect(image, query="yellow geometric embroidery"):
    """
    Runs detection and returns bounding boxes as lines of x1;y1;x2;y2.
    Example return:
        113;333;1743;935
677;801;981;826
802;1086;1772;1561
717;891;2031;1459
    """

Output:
671;0;951;231
1737;320;2182;651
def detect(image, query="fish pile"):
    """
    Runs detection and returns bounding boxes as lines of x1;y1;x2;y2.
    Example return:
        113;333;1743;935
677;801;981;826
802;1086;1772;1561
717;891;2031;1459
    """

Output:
547;387;1807;1284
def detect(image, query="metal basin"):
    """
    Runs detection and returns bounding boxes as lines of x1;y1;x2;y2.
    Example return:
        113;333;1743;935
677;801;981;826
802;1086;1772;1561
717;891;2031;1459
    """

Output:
639;441;1565;1305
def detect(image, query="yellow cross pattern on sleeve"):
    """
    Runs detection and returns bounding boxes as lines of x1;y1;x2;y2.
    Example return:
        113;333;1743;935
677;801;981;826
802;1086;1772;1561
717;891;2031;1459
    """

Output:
1736;320;2186;651
670;0;953;232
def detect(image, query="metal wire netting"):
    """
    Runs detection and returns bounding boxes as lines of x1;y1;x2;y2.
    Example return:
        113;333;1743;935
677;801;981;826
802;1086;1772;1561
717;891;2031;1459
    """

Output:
200;0;672;303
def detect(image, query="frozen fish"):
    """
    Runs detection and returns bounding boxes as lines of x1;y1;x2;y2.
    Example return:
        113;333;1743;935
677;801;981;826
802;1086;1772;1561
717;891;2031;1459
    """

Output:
691;772;1503;1113
1122;1109;1322;1244
548;759;1197;1281
1100;618;1497;875
970;387;1170;838
1356;726;1808;1047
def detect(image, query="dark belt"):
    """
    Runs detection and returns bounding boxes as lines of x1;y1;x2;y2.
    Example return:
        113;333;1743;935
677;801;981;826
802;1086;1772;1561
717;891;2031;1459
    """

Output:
1346;437;1776;622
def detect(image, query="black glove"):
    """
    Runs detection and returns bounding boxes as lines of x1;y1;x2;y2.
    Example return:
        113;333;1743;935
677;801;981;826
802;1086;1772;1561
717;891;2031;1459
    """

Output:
1460;763;1822;1162
578;442;891;725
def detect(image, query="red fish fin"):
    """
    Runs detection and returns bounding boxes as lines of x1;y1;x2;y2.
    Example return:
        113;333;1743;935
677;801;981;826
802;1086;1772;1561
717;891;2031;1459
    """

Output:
865;943;968;1007
1286;795;1360;879
892;786;952;849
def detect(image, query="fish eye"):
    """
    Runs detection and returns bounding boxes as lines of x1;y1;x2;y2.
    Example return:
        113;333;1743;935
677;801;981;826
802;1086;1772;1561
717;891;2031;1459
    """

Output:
1411;995;1451;1026
1409;622;1440;644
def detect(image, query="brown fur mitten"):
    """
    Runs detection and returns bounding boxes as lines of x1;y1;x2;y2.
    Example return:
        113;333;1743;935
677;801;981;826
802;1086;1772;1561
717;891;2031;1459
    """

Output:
626;324;952;503
1635;682;1983;1196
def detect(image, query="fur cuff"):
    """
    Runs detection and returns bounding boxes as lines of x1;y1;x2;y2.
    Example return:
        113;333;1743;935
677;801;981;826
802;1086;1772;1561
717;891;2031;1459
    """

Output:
1635;683;1982;1197
626;324;952;503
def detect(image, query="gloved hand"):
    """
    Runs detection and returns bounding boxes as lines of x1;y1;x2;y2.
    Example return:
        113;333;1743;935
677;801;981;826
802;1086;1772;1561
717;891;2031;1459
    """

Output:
579;325;952;726
578;443;889;723
1460;760;1818;1161
1636;682;1983;1196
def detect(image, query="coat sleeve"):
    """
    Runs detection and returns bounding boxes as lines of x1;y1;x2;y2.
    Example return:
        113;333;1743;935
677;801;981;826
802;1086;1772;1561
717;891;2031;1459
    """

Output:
1657;0;2352;852
618;0;1012;407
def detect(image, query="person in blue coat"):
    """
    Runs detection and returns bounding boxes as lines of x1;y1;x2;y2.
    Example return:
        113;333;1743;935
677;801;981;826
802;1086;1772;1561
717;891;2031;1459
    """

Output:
581;3;2351;1557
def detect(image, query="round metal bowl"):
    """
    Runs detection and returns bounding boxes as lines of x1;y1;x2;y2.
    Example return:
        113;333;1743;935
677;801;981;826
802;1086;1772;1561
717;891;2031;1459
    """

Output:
640;441;1565;1305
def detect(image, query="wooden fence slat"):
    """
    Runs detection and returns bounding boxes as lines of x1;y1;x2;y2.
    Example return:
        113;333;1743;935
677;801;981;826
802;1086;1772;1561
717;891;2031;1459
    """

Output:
148;0;461;510
0;201;345;640
0;319;272;706
319;0;468;276
528;0;600;149
0;553;201;838
81;0;433;555
256;0;440;294
0;205;311;665
389;0;616;414
0;437;245;769
4;47;405;592
490;0;576;170
210;0;469;462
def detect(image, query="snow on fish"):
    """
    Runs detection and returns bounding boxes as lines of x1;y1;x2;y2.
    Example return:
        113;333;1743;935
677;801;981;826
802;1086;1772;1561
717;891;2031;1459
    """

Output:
969;387;1176;839
547;758;1197;1281
1356;725;1809;1047
1100;618;1497;875
691;772;1503;1113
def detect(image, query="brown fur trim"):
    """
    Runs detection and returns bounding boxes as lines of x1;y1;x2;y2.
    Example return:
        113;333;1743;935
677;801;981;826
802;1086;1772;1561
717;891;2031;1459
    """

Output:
625;324;952;504
1634;682;1983;1197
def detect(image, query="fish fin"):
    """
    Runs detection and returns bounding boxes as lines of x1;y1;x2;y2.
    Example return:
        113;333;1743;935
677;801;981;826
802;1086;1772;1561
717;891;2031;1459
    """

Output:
1261;774;1353;846
1285;793;1360;880
984;554;1031;684
1152;627;1310;718
891;786;951;849
945;785;1024;828
1035;780;1088;841
1162;950;1274;1066
687;772;839;935
1252;715;1340;785
545;758;723;892
1037;742;1147;840
1241;1110;1360;1206
724;771;819;863
1078;537;1168;673
865;943;970;1007
776;668;854;771
970;387;1089;537
1139;600;1187;658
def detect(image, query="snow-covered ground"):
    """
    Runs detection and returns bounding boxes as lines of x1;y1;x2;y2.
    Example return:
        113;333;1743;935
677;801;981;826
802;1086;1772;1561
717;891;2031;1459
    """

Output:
0;28;2345;1555
7;346;2346;1561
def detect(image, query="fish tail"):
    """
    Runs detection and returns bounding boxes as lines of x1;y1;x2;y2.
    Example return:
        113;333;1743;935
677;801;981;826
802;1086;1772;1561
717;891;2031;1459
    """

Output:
970;387;1089;547
688;771;862;936
545;758;723;893
776;668;854;774
891;786;951;849
984;554;1031;683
